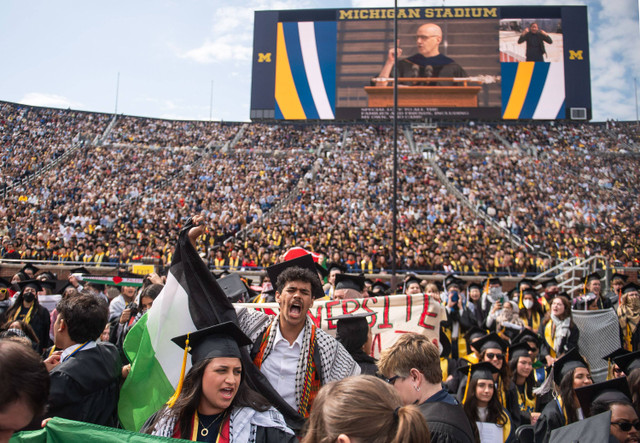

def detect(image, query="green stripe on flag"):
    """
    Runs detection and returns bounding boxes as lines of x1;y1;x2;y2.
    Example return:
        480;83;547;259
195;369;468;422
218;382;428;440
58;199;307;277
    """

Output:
118;314;175;431
10;417;191;442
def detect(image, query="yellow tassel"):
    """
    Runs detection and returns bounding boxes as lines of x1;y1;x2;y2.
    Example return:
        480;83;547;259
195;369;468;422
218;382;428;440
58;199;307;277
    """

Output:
583;276;587;295
166;333;190;408
518;287;524;310
607;360;612;381
462;365;472;405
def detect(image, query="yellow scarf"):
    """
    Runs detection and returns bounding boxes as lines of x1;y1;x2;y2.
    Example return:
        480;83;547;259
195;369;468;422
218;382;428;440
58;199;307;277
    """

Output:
13;303;34;324
544;321;557;358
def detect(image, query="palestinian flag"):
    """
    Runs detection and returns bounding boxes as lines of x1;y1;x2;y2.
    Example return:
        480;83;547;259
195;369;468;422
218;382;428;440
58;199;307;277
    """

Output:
118;219;300;431
79;275;144;287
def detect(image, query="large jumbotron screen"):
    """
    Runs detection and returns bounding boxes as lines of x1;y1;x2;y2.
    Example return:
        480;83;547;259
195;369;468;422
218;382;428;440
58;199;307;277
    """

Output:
250;6;591;121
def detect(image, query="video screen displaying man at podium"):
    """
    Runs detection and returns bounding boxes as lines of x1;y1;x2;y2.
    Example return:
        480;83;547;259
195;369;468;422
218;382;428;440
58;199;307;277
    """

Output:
376;23;468;86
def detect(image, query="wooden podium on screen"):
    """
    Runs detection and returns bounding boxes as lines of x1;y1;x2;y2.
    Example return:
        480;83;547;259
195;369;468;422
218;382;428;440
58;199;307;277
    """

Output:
366;77;482;107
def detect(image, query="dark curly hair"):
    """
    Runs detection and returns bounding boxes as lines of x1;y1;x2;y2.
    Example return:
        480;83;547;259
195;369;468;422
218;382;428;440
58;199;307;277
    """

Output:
276;266;323;299
56;293;108;343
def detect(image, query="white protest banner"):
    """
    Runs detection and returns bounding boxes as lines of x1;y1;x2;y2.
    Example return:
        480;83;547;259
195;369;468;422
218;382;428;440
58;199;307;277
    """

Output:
237;293;446;357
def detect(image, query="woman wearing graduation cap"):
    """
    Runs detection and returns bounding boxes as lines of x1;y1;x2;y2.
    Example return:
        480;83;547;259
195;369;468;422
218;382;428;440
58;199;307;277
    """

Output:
533;347;593;443
330;312;377;375
459;362;515;442
142;322;295;442
618;282;640;351
4;280;51;353
508;342;540;425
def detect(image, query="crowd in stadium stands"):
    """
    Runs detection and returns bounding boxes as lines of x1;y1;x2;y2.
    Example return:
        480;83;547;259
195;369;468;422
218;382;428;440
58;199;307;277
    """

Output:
1;100;639;275
106;114;240;149
0;102;111;186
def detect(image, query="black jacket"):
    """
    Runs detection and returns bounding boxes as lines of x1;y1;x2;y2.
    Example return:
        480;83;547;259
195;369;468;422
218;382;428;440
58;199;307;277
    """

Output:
47;342;122;426
419;400;476;443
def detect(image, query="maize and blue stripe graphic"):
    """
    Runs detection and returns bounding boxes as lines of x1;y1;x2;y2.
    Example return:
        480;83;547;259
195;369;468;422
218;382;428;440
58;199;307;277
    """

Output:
275;21;336;120
502;62;565;120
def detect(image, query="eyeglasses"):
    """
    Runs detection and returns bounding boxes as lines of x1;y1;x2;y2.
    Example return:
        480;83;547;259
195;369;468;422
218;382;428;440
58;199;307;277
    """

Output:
486;353;504;360
385;375;401;385
613;367;625;375
612;421;640;432
416;34;439;41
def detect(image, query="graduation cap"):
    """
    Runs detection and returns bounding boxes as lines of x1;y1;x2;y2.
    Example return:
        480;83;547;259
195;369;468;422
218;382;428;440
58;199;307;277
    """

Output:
575;377;632;417
167;322;252;408
603;348;630;380
548;410;613;443
266;254;324;299
37;271;56;281
484;277;502;286
508;342;533;363
540;277;559;289
553;347;588;385
512;329;542;348
611;273;629;283
20;263;39;276
16;279;43;292
518;278;536;289
218;273;255;303
613;350;640;376
444;274;465;290
38;280;58;293
326;262;346;274
329;312;374;354
404;274;422;289
0;277;10;288
621;282;640;295
467;282;483;292
458;362;500;404
473;332;508;354
334;274;365;292
68;266;91;276
55;280;76;295
371;280;390;295
585;271;602;283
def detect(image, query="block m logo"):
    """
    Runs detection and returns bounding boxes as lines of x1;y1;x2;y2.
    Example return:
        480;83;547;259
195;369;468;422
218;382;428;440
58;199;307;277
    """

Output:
258;53;272;63
569;50;583;60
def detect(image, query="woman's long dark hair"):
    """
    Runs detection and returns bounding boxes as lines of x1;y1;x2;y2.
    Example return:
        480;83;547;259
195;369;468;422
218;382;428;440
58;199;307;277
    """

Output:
462;377;508;427
558;368;581;424
145;357;271;437
4;291;42;322
508;355;535;398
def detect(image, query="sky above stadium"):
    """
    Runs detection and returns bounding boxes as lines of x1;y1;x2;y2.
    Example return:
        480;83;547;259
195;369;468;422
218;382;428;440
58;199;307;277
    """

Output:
1;0;638;122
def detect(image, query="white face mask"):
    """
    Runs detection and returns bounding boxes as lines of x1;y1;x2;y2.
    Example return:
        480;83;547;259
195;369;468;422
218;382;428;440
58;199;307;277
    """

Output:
523;299;534;310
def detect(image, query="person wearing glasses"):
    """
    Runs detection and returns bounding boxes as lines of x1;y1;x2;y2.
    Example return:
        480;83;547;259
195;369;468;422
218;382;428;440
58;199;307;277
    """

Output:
378;332;476;443
575;377;639;443
376;23;467;87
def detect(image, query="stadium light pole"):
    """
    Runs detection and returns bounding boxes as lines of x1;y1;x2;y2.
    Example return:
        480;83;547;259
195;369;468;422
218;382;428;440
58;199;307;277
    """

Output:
391;0;398;292
210;80;214;121
114;72;120;115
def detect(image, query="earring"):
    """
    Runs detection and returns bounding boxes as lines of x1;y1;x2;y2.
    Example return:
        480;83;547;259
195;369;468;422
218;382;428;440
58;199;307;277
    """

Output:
414;385;420;392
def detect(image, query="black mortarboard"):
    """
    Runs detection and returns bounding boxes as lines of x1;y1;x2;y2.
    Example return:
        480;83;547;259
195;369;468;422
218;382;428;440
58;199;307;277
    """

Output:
621;282;640;295
518;278;535;289
586;271;602;283
464;327;487;352
16;279;43;292
541;277;559;289
467;282;483;292
440;327;452;358
171;322;251;365
0;277;10;288
509;342;533;362
267;254;323;299
613;350;640;375
315;263;328;278
69;266;91;276
334;274;365;292
602;348;630;363
38;280;58;292
473;332;508;353
55;280;75;295
484;277;502;286
404;274;422;288
20;263;39;275
553;348;588;385
327;262;346;274
512;329;542;347
218;273;255;303
371;280;390;295
444;274;465;290
329;312;374;354
575;377;632;417
548;411;612;443
457;361;499;380
611;273;628;283
522;287;538;297
37;271;56;281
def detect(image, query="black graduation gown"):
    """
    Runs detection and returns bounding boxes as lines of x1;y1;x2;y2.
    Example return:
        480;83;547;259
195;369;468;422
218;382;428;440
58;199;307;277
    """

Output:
419;401;476;443
350;350;378;376
533;399;566;443
47;342;122;426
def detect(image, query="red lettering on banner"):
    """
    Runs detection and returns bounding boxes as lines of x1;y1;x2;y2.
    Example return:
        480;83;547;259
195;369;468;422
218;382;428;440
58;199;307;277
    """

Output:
417;294;436;330
371;332;382;355
342;299;361;315
406;294;412;322
324;300;341;330
378;296;393;329
362;298;377;327
307;305;324;328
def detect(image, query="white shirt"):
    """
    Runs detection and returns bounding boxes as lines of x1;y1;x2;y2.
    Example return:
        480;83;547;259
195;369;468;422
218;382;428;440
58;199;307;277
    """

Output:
60;340;96;362
259;324;304;410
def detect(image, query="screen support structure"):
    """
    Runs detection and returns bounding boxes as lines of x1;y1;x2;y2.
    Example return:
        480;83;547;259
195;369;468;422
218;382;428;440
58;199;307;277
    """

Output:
391;0;399;292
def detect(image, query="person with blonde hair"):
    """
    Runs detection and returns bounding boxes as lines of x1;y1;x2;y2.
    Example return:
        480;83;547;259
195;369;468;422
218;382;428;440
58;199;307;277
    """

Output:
378;332;475;443
301;375;430;443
